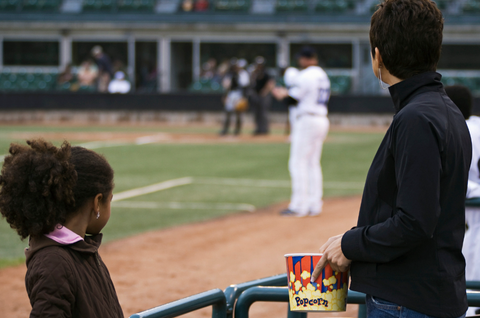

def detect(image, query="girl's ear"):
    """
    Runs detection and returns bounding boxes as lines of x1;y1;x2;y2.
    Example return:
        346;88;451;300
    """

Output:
92;193;103;215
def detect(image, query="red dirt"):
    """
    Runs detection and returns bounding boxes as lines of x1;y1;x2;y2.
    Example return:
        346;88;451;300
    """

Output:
9;123;387;145
0;196;362;318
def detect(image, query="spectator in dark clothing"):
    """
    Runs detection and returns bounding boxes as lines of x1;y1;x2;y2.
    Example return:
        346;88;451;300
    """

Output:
250;56;275;135
310;1;472;318
91;45;114;93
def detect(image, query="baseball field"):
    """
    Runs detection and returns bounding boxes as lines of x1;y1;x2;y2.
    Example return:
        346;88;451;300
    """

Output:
0;121;386;317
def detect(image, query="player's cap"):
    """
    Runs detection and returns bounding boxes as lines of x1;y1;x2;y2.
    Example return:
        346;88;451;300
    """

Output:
295;46;317;59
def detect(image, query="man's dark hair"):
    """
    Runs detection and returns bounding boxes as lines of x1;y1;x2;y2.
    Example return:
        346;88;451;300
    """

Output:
445;85;473;120
296;46;318;59
370;0;444;80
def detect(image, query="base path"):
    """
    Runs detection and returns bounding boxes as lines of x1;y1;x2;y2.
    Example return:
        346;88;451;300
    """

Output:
0;196;362;318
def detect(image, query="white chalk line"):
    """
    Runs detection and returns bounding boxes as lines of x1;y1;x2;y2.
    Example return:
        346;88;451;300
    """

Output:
193;177;363;190
108;176;361;213
112;201;256;212
112;177;362;203
135;134;172;145
112;177;193;202
0;136;155;162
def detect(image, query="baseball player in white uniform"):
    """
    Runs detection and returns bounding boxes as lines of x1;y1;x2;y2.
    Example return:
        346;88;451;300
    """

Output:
284;66;300;138
445;85;480;316
273;47;330;217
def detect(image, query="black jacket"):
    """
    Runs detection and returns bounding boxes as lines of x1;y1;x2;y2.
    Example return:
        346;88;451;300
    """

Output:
25;234;124;318
342;72;471;317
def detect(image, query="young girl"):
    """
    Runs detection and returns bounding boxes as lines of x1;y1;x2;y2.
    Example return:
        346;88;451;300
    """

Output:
0;139;124;318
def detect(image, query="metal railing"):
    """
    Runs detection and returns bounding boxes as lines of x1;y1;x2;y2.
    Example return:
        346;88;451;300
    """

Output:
233;287;480;318
129;288;227;318
129;277;480;318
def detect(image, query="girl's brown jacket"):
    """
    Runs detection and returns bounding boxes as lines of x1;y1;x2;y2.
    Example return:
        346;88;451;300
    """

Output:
25;233;124;318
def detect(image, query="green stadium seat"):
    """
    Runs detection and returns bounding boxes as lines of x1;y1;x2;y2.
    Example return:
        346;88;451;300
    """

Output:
315;0;353;13
213;0;249;11
463;0;480;13
118;0;154;11
329;75;351;95
276;0;306;12
441;76;480;96
433;0;448;10
0;0;19;11
22;0;60;11
83;0;114;12
189;79;224;93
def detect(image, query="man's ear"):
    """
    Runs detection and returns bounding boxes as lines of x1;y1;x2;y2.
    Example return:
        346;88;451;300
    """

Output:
375;47;383;67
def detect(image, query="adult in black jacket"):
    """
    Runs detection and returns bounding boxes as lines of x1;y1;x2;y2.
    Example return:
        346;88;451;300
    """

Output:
311;1;472;317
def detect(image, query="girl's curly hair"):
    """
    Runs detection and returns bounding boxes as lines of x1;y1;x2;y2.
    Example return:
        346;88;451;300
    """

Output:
0;139;114;239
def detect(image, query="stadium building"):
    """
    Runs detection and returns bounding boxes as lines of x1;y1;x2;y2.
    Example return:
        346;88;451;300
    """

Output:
1;0;480;112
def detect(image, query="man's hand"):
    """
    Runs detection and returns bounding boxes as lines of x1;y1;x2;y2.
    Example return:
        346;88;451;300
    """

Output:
311;234;351;283
271;87;289;100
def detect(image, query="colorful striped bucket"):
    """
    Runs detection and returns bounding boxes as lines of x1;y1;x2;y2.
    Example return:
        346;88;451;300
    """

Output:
285;253;349;312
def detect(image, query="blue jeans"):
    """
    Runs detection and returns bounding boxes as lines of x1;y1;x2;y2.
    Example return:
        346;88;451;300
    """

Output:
366;294;466;318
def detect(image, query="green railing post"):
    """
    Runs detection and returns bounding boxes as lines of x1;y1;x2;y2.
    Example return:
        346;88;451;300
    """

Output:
465;198;480;207
466;281;480;290
358;304;367;318
129;288;226;318
224;274;288;318
234;287;366;318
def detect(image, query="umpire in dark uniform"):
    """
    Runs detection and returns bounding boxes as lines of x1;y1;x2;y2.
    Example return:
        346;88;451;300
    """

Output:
311;1;471;318
250;56;275;136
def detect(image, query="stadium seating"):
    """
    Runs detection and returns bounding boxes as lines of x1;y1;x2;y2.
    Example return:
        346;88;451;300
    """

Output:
0;70;58;92
329;75;351;94
118;0;155;12
0;0;473;14
433;0;449;10
441;76;480;95
188;75;350;94
22;0;61;11
188;78;224;92
275;0;307;12
82;0;115;12
213;0;249;11
315;0;354;13
462;0;480;13
0;0;19;11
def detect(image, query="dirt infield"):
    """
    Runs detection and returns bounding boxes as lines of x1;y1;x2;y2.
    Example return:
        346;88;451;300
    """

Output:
0;196;361;318
8;123;387;146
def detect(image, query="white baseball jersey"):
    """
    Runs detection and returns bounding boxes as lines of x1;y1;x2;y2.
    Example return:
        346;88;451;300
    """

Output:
467;115;480;198
284;67;299;88
463;115;480;316
288;66;330;117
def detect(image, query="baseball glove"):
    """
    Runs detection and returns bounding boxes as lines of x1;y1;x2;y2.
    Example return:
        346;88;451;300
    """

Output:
235;97;249;112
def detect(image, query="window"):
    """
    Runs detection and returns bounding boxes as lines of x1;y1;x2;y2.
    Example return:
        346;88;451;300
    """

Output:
3;41;59;66
200;43;276;68
290;43;352;69
438;45;480;70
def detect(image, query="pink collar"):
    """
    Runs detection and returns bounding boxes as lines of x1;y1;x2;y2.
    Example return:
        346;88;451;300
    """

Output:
45;225;84;245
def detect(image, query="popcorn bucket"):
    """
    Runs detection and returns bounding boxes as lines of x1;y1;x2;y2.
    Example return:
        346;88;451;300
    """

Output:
285;253;349;312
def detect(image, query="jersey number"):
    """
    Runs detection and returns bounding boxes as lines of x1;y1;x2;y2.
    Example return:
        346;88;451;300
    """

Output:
317;88;330;105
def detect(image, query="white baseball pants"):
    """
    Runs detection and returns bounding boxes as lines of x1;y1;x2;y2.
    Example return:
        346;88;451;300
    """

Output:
464;207;480;316
288;114;330;216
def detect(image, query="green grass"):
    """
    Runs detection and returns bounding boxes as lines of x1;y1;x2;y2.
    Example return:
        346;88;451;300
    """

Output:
0;126;384;268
